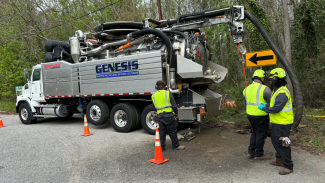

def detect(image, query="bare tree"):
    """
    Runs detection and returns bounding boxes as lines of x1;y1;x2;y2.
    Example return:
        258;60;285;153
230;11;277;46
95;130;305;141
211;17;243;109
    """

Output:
282;0;294;102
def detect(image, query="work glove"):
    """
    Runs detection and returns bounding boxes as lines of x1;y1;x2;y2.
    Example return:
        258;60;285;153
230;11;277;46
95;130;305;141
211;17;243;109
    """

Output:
279;137;291;147
283;137;291;145
173;112;179;118
258;103;266;110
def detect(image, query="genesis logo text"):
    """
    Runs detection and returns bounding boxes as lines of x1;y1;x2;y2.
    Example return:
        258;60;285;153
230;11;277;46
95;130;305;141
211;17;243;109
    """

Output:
96;60;139;78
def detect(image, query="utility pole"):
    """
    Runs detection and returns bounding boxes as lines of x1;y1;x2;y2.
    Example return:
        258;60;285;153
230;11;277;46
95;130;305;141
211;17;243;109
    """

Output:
157;0;163;20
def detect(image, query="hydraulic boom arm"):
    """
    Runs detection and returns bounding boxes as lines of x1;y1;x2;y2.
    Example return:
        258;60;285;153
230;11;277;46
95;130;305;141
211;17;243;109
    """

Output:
153;5;303;130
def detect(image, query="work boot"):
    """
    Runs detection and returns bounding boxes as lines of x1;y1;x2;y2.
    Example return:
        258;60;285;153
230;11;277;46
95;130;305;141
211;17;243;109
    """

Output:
279;168;293;175
254;155;271;160
270;158;283;166
173;145;185;150
247;153;255;158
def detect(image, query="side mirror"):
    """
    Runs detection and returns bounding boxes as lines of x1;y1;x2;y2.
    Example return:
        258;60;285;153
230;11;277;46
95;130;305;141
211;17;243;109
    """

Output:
24;69;29;81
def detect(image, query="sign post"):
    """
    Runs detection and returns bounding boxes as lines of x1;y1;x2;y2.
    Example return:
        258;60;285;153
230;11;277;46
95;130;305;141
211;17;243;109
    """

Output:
245;50;277;68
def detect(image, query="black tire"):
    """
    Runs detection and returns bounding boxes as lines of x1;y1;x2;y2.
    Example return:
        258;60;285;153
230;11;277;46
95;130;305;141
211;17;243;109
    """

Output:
18;103;37;124
141;104;158;135
110;103;137;132
86;100;109;126
128;104;141;129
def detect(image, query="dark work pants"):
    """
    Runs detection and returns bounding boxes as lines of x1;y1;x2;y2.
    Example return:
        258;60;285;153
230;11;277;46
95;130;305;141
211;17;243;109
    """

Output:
247;115;270;157
158;112;179;150
271;123;293;170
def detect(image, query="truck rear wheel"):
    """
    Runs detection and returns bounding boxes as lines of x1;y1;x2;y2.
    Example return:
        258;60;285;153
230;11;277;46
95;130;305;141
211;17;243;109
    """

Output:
141;104;158;135
110;103;137;132
128;104;141;129
18;103;37;124
87;100;109;126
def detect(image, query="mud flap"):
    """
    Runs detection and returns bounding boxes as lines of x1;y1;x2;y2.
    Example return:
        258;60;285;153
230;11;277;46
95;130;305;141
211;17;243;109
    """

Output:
206;60;228;83
191;89;222;119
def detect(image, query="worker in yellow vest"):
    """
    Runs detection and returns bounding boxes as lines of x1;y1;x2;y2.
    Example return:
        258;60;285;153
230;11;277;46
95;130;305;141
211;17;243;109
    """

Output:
258;68;294;175
243;69;272;160
152;80;185;151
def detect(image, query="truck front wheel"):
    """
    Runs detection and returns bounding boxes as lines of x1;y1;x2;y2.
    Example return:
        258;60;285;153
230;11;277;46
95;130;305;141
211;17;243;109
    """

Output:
110;103;137;132
86;100;109;126
18;103;37;124
141;104;158;135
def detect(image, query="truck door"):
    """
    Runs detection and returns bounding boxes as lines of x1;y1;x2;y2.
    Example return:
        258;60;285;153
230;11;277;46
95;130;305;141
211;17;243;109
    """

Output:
30;68;45;102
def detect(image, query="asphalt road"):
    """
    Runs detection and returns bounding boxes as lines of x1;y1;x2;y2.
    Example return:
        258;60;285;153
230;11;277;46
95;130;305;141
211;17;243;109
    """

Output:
0;114;324;183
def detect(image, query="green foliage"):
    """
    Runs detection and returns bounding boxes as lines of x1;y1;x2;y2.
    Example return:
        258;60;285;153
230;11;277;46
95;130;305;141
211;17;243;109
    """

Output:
219;108;250;125
307;136;325;151
237;0;270;51
216;80;247;108
0;100;16;112
0;40;29;101
295;107;325;151
292;0;325;108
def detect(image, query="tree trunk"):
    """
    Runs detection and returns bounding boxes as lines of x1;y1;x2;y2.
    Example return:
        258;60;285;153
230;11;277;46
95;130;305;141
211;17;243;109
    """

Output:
269;0;286;57
110;0;119;20
282;0;295;102
166;0;171;18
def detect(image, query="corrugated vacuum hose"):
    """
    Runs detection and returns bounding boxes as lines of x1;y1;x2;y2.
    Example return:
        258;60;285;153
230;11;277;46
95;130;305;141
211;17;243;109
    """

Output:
244;10;303;130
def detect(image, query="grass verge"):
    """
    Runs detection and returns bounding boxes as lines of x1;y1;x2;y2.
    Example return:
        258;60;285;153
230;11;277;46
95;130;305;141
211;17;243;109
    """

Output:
215;106;325;154
218;108;250;126
0;100;16;113
292;108;325;153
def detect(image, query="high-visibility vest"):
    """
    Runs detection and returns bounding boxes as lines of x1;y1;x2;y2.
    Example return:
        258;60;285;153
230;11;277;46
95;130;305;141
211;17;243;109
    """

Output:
269;86;293;125
151;90;173;114
243;82;268;116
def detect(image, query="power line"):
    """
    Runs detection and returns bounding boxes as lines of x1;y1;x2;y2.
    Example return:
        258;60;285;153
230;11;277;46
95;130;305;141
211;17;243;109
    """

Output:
42;0;123;32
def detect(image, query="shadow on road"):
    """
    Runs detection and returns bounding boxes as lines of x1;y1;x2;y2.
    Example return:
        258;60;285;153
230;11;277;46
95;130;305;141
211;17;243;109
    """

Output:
35;116;82;124
34;115;112;129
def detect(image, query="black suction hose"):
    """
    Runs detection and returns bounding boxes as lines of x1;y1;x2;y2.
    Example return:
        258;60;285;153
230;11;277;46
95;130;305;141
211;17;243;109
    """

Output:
177;8;230;25
156;9;226;28
147;19;162;25
244;10;303;130
131;29;176;69
206;43;212;60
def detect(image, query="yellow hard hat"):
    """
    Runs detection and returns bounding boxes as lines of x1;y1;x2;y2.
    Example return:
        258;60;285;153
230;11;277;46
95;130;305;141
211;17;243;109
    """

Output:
253;69;266;78
269;68;286;78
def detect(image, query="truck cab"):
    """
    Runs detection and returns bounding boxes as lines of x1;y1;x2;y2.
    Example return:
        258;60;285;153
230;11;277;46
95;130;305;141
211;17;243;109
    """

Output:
16;65;45;124
28;65;46;102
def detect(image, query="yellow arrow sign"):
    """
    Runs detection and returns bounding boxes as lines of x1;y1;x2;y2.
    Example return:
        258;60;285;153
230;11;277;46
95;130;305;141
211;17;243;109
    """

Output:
245;50;277;68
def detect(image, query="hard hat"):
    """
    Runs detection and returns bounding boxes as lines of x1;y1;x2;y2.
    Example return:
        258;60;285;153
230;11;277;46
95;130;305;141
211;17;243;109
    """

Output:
269;68;286;78
253;69;266;78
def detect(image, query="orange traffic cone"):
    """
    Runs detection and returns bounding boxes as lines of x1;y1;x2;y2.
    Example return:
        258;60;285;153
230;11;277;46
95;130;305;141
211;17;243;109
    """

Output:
149;128;169;164
81;115;93;136
0;117;5;128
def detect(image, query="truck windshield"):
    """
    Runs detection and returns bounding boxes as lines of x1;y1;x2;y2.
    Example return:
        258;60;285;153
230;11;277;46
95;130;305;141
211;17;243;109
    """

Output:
33;69;41;81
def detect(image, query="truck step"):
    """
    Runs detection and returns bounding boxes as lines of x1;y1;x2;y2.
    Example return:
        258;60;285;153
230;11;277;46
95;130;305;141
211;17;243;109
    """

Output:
33;115;57;118
33;105;57;108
